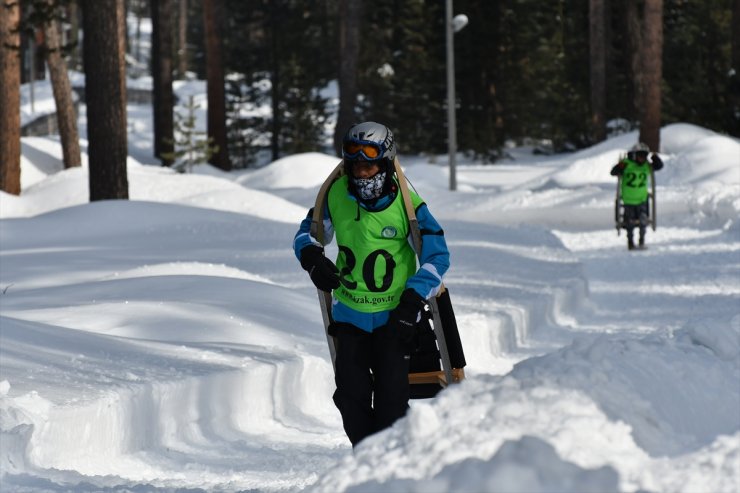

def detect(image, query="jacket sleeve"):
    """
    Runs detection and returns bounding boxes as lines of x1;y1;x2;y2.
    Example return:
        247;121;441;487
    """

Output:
293;204;334;261
405;203;450;300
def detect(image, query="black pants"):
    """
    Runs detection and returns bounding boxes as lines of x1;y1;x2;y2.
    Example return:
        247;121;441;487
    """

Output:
623;201;649;241
332;323;410;447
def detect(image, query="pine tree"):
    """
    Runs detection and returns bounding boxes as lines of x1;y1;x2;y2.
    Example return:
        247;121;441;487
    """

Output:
162;95;218;173
456;0;504;160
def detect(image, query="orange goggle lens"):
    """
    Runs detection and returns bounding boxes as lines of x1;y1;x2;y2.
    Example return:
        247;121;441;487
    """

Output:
343;142;381;159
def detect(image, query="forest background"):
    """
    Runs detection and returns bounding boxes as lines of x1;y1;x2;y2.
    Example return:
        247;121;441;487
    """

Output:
1;0;738;197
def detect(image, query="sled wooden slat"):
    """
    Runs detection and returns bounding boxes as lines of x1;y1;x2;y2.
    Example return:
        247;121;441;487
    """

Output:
409;368;465;386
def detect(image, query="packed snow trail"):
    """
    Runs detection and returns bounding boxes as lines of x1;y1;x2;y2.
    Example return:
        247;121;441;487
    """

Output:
2;123;739;492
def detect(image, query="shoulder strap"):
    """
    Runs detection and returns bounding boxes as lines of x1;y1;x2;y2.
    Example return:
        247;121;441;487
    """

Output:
311;161;344;246
393;157;446;296
392;157;422;256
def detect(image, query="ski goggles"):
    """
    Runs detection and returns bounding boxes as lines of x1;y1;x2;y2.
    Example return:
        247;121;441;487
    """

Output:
343;140;384;161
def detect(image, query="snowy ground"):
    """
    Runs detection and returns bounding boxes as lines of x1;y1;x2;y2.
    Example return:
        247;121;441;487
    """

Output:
2;88;740;493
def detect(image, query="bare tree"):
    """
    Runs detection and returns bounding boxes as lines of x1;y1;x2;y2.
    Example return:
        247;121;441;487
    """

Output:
151;0;174;166
589;0;607;143
640;0;663;151
202;0;230;170
42;0;81;169
0;0;21;195
82;0;129;200
333;0;361;156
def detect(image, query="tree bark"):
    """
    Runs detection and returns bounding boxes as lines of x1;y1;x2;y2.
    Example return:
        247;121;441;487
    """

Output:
333;0;361;156
177;0;188;77
269;1;280;161
0;0;21;195
203;0;230;170
639;0;662;151
589;0;607;143
151;0;175;166
67;0;82;70
730;0;740;135
734;0;740;72
43;0;82;169
82;0;129;200
626;0;643;127
118;0;126;111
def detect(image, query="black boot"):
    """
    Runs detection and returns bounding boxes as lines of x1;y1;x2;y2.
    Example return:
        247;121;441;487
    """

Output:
638;235;645;249
628;238;635;250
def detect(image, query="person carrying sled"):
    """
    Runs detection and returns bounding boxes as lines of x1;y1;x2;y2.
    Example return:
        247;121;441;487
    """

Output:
611;142;663;250
293;121;450;448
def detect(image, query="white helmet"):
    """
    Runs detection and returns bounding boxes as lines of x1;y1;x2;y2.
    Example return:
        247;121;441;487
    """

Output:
341;122;398;201
627;142;650;161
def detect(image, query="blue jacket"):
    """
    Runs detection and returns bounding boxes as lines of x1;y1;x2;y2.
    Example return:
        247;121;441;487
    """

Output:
293;185;450;333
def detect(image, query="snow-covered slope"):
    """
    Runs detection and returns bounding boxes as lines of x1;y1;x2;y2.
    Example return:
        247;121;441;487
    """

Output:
1;122;739;492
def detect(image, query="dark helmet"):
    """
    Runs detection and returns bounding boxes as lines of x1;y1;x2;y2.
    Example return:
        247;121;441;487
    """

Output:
627;142;650;162
341;122;398;201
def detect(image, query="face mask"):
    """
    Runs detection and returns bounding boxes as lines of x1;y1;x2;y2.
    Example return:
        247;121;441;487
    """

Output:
352;171;387;201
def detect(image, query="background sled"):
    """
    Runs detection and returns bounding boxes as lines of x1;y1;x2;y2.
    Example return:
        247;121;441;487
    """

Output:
310;159;466;398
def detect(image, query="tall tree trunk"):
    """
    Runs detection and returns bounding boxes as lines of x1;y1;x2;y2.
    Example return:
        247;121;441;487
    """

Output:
734;0;740;73
177;0;188;77
151;0;175;166
730;0;740;135
589;0;607;143
203;0;230;170
626;0;643;128
82;0;129;201
118;0;126;111
42;0;82;169
0;0;21;195
67;0;82;70
333;0;361;156
639;0;662;151
269;1;280;161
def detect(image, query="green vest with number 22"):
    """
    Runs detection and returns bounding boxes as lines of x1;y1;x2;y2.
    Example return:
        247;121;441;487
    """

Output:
620;159;651;205
327;175;423;313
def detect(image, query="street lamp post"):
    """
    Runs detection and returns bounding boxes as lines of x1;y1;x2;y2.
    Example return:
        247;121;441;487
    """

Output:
446;1;467;191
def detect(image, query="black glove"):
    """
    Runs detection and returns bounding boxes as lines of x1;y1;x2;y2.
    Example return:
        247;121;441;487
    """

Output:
388;288;427;342
650;154;663;169
300;245;340;292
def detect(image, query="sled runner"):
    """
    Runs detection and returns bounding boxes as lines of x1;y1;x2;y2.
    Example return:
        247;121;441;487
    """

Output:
614;162;657;235
310;158;466;398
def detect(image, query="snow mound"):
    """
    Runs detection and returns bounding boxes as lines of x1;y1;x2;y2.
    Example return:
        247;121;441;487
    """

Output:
661;134;740;187
237;152;341;189
0;160;307;222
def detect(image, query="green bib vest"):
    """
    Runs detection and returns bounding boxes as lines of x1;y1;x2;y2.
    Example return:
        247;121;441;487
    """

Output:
327;176;424;312
620;159;651;205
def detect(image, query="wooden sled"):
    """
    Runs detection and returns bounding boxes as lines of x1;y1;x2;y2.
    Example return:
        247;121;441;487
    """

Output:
310;158;466;398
